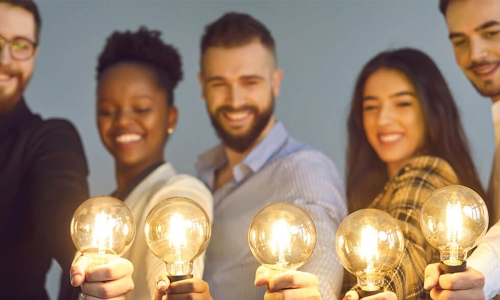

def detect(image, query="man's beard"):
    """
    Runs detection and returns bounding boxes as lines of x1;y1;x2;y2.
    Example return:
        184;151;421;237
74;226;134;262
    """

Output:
209;96;274;153
467;61;500;99
0;66;27;116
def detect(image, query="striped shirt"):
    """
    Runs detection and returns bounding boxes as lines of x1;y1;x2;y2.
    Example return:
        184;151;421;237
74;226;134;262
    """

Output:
343;156;459;300
196;122;348;300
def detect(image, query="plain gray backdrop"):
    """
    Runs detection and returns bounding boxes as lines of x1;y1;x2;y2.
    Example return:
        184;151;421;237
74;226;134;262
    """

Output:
31;0;494;298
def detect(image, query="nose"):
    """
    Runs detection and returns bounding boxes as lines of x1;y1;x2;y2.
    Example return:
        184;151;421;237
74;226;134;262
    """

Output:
470;36;488;62
113;110;133;127
377;104;395;126
227;84;245;106
0;43;13;65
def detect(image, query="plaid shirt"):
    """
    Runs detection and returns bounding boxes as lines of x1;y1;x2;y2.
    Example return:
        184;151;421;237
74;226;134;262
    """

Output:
343;156;459;300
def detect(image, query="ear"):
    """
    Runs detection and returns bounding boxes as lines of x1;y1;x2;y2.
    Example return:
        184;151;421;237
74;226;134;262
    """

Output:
272;69;284;98
167;105;178;133
198;72;207;101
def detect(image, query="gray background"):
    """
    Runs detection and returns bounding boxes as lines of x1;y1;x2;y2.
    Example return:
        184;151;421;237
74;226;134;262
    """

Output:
30;1;494;298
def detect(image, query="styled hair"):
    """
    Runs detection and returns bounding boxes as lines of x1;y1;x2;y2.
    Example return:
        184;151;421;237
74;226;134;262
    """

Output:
0;0;41;42
200;12;276;61
439;0;450;16
346;48;489;218
96;26;182;106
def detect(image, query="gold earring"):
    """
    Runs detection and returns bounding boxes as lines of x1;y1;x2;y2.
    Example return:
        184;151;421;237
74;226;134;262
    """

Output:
168;128;174;134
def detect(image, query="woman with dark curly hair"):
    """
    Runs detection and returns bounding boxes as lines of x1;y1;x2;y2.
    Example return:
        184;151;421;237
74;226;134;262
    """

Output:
83;26;213;299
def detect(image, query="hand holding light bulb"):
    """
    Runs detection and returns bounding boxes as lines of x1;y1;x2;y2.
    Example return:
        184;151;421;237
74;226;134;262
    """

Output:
421;185;488;274
69;196;136;299
145;196;211;283
336;209;404;298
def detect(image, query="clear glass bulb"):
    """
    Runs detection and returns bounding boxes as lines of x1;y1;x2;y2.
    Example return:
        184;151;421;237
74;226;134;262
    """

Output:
144;196;211;281
421;185;489;273
335;209;404;297
248;202;317;275
70;196;135;267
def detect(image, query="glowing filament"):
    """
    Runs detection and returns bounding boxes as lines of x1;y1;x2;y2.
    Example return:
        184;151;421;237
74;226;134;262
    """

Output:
271;219;291;265
169;213;187;255
92;211;113;254
446;201;463;262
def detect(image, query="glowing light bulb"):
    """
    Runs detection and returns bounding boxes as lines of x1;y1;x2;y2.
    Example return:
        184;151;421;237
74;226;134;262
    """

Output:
421;185;489;273
145;196;211;282
70;196;135;267
248;202;316;275
335;209;404;298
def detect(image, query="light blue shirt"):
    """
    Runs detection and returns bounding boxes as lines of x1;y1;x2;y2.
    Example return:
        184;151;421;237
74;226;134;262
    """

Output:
196;122;348;300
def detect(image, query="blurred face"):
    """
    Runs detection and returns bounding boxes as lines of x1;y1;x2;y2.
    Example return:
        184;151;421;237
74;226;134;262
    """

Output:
97;63;177;171
0;3;38;115
446;0;500;102
198;41;283;153
362;68;426;177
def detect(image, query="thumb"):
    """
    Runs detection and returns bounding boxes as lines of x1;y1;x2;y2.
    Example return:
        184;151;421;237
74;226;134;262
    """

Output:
254;265;271;286
153;274;171;300
70;255;90;287
424;263;441;290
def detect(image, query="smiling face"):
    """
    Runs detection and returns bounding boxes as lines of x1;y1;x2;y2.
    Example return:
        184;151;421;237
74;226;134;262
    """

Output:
199;40;283;153
362;68;426;177
97;63;177;171
0;3;38;115
446;0;500;102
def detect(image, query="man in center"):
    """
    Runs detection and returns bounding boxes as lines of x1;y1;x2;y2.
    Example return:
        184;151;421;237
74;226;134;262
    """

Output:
195;12;348;299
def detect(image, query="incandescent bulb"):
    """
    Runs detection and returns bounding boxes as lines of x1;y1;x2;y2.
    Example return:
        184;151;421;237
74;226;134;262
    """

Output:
70;196;135;267
145;196;211;282
335;209;404;298
421;185;488;273
248;202;316;275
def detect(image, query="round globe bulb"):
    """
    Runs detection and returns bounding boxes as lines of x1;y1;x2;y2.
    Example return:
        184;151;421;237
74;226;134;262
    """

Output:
335;208;404;297
70;196;135;266
144;196;211;282
421;185;488;273
248;202;317;275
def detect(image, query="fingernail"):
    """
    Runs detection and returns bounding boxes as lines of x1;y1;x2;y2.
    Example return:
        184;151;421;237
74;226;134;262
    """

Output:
424;276;431;289
343;296;351;300
156;280;167;290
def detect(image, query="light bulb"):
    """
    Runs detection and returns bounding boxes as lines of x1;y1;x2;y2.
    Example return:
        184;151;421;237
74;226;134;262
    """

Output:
144;196;211;282
421;185;488;273
70;196;135;267
335;208;404;298
248;202;316;275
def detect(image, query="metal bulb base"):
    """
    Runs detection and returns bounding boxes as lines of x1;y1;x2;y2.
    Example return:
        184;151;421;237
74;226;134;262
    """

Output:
167;274;193;282
356;286;382;298
439;261;466;274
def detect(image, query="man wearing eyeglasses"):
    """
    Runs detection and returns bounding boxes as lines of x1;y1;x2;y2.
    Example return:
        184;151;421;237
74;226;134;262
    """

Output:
0;1;134;299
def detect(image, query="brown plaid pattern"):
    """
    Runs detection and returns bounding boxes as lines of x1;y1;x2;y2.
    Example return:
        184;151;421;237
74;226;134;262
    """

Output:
342;156;459;300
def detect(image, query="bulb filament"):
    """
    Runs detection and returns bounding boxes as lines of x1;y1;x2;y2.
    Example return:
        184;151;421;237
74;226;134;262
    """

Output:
271;219;291;268
360;225;380;290
446;200;463;264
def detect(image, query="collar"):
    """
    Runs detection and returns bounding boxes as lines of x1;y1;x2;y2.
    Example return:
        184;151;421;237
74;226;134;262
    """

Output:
492;100;500;146
196;122;288;190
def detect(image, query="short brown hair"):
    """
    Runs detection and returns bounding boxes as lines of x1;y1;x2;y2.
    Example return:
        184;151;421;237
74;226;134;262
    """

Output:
0;0;41;42
439;0;450;16
200;12;276;60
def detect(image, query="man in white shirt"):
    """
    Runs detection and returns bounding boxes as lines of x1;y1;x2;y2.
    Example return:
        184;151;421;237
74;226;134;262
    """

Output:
425;1;500;299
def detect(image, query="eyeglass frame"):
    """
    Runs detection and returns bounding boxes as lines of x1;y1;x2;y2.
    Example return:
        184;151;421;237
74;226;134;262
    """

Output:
0;34;38;61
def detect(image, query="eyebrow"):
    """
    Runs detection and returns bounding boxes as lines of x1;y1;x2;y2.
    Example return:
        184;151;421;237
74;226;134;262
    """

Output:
449;20;500;39
363;91;416;101
205;75;265;83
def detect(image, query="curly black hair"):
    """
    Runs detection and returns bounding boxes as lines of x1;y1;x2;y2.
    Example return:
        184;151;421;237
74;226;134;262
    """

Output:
96;26;182;106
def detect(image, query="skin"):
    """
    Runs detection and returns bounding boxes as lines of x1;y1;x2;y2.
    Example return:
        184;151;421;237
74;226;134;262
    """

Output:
198;40;283;190
96;62;177;196
0;3;38;115
153;275;213;300
362;68;426;177
446;0;500;102
424;263;485;300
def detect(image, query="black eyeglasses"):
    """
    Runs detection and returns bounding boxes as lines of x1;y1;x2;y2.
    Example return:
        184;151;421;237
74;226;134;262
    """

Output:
0;35;37;61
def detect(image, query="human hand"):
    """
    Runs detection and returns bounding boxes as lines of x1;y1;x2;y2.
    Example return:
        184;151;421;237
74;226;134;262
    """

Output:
70;255;134;300
424;263;485;300
254;265;321;300
153;274;212;300
342;290;396;300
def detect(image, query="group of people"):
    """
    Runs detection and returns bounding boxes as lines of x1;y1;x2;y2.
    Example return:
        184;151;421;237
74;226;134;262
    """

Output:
2;0;500;299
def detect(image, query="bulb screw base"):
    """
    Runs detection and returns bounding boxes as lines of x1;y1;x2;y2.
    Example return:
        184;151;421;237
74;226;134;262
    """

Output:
439;261;466;274
167;274;193;282
356;287;383;298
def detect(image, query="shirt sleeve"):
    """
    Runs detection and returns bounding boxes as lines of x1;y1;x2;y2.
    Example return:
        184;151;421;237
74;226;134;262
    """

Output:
378;167;452;300
25;119;89;299
468;220;500;299
143;174;214;296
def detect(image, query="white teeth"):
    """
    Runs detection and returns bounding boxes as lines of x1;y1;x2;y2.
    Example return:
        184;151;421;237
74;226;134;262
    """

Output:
226;111;249;120
116;134;141;143
380;133;401;142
